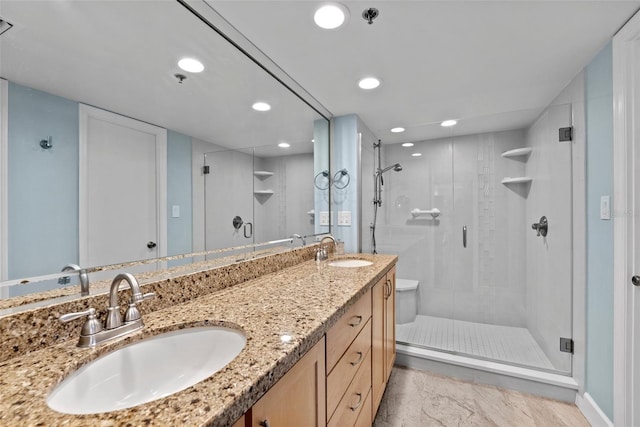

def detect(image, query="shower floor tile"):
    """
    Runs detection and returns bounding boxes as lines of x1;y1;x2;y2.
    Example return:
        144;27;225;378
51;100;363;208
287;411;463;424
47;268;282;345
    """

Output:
396;315;555;370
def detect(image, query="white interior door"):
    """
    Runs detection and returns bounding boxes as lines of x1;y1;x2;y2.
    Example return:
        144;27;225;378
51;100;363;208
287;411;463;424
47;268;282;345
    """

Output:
79;104;166;268
613;10;640;426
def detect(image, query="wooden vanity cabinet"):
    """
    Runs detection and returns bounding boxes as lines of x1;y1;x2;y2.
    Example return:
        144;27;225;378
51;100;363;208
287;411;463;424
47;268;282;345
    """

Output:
372;266;396;418
250;337;326;427
231;415;245;427
326;289;372;426
245;264;397;427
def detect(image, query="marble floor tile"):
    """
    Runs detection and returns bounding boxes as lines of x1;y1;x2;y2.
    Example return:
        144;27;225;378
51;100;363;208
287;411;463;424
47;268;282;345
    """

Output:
374;366;590;427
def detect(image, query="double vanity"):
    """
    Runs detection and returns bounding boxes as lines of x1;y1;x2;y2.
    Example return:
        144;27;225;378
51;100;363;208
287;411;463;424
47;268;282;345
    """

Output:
0;245;397;426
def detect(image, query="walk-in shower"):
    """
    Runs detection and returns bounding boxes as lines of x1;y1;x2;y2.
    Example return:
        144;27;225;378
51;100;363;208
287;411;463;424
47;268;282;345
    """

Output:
362;104;575;379
371;140;402;254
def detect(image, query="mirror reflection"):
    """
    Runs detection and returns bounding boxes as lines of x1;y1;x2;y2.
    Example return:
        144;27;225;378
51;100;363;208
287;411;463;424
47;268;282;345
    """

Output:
0;0;330;302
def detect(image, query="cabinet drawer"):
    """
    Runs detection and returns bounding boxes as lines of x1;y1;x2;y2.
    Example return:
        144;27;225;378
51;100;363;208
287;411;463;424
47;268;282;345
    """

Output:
354;389;372;427
327;349;372;427
326;289;372;371
327;319;372;419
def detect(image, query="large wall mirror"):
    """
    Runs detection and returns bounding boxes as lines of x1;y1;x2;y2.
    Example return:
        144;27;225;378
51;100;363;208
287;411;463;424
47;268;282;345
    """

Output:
0;0;330;305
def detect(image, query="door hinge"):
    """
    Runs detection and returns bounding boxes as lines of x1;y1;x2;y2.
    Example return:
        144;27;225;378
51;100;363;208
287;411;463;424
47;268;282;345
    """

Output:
560;337;574;353
202;165;210;174
559;127;572;142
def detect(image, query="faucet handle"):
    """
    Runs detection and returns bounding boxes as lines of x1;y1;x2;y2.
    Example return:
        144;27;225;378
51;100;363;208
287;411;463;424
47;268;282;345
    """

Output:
59;307;103;336
124;292;155;322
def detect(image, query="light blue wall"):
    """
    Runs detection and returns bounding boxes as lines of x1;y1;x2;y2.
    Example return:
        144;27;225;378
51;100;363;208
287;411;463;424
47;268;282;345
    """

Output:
166;130;193;259
7;82;196;277
585;42;614;419
314;119;330;236
332;114;359;253
8;82;79;279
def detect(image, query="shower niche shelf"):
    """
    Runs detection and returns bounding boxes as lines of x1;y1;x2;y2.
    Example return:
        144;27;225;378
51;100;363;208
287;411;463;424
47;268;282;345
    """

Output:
501;177;532;185
253;171;274;179
501;147;532;158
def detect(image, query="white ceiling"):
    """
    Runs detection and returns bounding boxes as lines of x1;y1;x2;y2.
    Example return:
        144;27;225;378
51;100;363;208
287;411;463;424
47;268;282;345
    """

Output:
0;0;323;156
210;0;640;143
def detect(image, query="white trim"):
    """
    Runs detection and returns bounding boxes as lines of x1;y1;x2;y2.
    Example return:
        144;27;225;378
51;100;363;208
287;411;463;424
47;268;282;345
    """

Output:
576;393;614;427
612;9;640;427
397;343;579;389
78;104;167;267
0;79;8;286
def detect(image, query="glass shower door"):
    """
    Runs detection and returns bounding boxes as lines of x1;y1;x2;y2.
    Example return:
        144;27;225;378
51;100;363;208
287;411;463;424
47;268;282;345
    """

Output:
450;104;574;374
204;147;255;256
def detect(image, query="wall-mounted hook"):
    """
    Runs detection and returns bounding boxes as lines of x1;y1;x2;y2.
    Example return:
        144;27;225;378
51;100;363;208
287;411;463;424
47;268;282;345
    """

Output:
40;136;52;149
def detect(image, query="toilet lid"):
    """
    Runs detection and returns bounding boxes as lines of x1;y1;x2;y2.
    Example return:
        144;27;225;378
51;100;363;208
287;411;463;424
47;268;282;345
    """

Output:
396;279;419;291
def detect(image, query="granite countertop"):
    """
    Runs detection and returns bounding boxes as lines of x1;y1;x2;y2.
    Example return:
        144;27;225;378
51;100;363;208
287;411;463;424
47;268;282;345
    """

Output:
0;254;397;426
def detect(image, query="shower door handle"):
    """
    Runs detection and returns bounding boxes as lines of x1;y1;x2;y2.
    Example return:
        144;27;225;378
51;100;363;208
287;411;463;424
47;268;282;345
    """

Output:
243;222;253;239
462;226;467;248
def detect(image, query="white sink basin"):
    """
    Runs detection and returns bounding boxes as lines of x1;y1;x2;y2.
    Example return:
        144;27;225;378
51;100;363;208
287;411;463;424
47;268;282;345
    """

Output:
47;326;246;414
328;259;373;268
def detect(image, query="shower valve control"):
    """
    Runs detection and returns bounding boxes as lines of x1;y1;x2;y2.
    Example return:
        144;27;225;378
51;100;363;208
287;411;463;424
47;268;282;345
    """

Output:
531;216;548;237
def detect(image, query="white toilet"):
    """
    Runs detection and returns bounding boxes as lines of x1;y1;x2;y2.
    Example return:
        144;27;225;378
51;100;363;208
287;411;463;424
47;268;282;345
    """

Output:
395;278;419;324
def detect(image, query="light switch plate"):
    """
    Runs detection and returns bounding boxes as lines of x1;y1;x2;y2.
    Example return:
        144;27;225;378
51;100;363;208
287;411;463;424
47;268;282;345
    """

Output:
338;211;352;226
172;205;180;218
319;211;330;226
600;195;611;220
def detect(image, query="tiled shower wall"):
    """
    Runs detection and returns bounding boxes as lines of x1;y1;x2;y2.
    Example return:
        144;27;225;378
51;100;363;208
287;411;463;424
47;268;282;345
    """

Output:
370;129;529;327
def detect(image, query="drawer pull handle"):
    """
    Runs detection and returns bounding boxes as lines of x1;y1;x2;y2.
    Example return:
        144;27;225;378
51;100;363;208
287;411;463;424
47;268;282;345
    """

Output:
349;315;363;327
259;420;270;427
349;392;363;411
350;351;364;366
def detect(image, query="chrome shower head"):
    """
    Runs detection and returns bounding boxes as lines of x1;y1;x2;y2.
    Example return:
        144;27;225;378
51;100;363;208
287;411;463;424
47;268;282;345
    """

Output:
379;163;403;174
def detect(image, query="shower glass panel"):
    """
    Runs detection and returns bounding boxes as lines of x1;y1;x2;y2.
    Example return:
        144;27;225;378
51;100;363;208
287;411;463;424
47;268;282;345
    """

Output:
376;105;573;375
204;147;256;255
204;141;319;260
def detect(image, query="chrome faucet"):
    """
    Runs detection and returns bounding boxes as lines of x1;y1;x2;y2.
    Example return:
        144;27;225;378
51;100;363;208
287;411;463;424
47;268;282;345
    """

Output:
292;234;306;246
317;234;338;261
59;272;155;347
320;234;337;247
60;263;90;296
106;273;153;329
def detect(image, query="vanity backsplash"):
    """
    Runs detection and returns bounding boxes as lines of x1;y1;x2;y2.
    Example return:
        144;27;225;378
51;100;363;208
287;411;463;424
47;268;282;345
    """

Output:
0;245;323;363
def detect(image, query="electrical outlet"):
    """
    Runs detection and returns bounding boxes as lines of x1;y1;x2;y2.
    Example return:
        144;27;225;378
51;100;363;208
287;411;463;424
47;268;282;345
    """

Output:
600;195;611;220
319;211;330;226
338;211;352;226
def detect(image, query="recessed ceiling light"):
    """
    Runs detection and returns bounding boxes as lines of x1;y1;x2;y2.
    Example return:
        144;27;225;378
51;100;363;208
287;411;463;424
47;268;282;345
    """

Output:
314;3;349;29
177;58;204;73
278;142;291;148
252;102;271;112
441;119;457;127
391;127;405;133
402;142;414;147
358;77;381;90
411;152;422;157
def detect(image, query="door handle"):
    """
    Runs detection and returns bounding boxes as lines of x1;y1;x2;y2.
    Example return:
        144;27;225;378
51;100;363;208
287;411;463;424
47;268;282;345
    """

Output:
243;222;253;239
146;241;157;249
462;226;467;248
632;275;640;286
